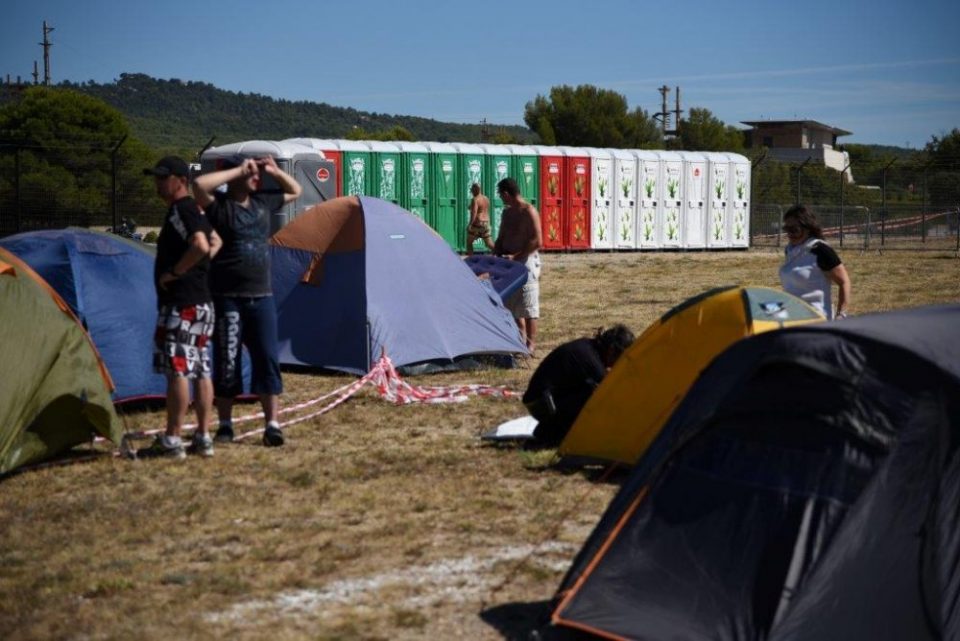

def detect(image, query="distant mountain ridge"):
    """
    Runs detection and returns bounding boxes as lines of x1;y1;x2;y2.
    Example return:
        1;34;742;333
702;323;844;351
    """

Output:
63;73;536;151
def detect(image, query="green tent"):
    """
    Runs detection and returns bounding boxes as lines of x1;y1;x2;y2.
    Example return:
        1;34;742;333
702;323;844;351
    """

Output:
0;247;121;474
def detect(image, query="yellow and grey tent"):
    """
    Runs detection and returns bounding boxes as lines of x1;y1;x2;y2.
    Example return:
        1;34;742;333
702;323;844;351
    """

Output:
558;286;823;465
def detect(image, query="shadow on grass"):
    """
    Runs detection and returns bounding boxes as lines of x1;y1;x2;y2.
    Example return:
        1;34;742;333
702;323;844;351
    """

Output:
480;600;586;640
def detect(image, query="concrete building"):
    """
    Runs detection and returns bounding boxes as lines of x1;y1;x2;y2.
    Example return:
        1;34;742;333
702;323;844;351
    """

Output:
741;119;854;181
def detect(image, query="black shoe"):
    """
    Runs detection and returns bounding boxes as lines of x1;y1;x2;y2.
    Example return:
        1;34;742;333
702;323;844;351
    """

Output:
214;425;234;443
263;425;284;447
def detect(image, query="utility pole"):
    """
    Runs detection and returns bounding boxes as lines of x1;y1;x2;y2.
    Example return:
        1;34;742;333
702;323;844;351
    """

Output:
672;86;683;135
655;85;671;135
480;118;489;143
654;85;681;138
31;61;39;85
40;21;54;85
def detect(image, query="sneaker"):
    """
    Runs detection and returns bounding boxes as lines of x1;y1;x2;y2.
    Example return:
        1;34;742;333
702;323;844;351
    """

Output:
136;435;186;460
187;432;214;458
214;424;235;443
262;425;285;447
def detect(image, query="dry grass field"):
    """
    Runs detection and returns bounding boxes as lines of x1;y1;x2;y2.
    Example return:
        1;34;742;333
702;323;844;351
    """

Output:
1;248;958;641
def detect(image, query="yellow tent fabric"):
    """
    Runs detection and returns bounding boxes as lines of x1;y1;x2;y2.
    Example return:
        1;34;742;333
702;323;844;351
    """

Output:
559;286;823;465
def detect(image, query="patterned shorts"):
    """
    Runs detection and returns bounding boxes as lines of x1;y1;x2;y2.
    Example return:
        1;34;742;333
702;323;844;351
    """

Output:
468;220;492;239
153;303;215;379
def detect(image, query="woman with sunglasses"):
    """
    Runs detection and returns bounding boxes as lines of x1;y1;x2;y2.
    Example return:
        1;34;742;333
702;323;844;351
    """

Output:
778;204;852;320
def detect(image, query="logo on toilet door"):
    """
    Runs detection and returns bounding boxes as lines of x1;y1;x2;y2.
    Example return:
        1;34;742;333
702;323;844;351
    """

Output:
316;168;330;182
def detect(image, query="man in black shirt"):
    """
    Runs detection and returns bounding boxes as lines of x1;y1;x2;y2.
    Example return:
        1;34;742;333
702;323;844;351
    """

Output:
523;324;635;449
193;155;301;447
137;156;222;459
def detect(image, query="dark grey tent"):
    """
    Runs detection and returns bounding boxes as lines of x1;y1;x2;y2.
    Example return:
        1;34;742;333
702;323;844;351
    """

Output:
552;304;960;640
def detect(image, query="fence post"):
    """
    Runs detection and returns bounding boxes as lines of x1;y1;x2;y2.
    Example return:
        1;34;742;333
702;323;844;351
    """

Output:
880;158;896;247
839;160;850;248
15;146;22;233
794;157;811;206
110;135;127;232
750;151;766;248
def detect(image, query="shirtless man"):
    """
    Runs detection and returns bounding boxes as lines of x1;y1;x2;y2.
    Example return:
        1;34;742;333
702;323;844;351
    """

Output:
465;183;494;255
493;177;542;356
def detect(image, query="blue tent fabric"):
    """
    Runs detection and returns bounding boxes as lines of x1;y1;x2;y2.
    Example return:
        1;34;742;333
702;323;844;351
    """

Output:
0;229;163;403
270;196;527;374
0;228;252;403
463;255;528;303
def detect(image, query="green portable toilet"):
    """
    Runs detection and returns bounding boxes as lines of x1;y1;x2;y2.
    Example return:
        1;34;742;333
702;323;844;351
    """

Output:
396;141;431;223
364;141;402;205
335;139;374;197
451;143;487;254
423;142;460;251
478;144;514;245
504;144;540;210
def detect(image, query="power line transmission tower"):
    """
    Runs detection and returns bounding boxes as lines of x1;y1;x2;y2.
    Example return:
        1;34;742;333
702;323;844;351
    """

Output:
654;85;682;138
40;20;54;85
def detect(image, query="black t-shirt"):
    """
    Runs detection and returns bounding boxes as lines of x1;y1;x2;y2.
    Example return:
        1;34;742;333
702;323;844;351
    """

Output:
205;191;284;297
523;337;607;447
811;241;842;271
154;196;214;307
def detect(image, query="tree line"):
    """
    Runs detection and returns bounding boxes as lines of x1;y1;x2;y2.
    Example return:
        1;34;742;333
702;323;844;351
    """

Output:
1;77;957;235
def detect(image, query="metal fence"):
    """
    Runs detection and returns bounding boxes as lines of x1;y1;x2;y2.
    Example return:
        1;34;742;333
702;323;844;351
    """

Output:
751;203;960;252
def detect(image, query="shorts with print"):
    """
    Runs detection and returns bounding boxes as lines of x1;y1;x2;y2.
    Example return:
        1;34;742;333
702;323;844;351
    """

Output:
506;251;541;319
153;303;215;379
468;220;492;239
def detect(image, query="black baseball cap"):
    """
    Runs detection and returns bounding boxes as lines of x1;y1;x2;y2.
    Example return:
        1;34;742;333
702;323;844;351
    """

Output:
143;156;189;178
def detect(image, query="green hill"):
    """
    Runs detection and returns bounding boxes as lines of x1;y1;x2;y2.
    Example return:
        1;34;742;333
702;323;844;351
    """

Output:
62;73;536;151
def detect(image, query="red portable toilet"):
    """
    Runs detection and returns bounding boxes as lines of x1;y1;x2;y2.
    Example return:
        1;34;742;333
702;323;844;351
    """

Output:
558;146;591;250
283;138;342;198
530;145;566;250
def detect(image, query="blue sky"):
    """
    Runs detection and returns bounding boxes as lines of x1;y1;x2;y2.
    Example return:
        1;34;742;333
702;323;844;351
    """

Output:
1;0;957;148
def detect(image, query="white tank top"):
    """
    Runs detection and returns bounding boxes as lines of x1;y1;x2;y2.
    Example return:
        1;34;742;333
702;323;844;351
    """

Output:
779;238;832;319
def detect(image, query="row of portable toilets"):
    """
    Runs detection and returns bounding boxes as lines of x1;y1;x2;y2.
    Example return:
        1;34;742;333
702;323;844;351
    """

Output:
199;139;751;253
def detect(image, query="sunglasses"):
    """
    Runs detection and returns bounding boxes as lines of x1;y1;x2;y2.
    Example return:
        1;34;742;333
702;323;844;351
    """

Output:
782;224;802;233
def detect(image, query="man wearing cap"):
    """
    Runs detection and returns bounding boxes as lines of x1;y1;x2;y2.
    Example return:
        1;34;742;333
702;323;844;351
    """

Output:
136;156;222;459
193;155;301;447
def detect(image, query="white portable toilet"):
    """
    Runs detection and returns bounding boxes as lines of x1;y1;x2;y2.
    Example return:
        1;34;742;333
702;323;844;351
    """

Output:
200;139;332;233
704;152;733;248
633;150;662;250
654;150;684;248
678;151;708;248
728;153;751;248
582;148;614;250
609;149;638;249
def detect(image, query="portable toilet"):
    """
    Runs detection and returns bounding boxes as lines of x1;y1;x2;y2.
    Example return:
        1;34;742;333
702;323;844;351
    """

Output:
530;145;566;250
451;143;486;253
631;150;661;250
704;152;733;248
395;141;431;223
423;142;460;251
362;141;402;206
678;151;708;248
556;147;591;250
282;138;342;198
729;153;751;248
655;150;684;248
199;140;335;233
608;149;638;250
503;144;540;210
583;148;614;250
330;139;375;197
477;144;514;243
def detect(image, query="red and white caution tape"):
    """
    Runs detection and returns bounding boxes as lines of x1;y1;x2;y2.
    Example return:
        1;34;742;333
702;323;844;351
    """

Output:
111;352;518;445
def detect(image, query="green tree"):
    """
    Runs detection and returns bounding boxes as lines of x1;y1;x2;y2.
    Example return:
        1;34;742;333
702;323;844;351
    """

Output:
523;85;662;148
345;125;416;141
0;87;159;229
673;107;744;151
922;128;960;207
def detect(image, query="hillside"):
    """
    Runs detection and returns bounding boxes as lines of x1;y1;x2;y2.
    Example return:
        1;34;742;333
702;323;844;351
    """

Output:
62;73;536;151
